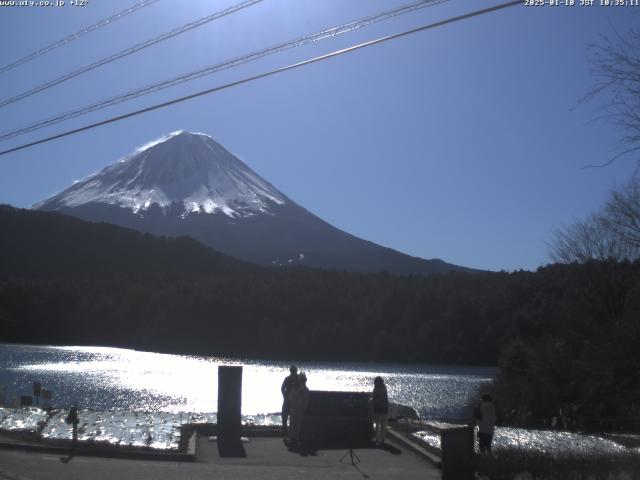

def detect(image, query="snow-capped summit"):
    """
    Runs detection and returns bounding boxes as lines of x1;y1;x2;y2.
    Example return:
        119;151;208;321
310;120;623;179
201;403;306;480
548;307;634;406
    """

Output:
35;130;285;217
36;131;475;275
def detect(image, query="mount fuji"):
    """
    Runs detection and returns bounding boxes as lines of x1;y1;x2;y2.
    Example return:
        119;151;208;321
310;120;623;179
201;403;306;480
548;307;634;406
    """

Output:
36;131;472;274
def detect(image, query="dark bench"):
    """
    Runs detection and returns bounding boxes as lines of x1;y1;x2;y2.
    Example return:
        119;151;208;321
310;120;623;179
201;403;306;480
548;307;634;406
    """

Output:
301;391;372;447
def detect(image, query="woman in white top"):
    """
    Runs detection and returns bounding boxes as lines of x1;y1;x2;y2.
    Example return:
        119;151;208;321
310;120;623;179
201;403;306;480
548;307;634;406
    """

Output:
477;393;496;454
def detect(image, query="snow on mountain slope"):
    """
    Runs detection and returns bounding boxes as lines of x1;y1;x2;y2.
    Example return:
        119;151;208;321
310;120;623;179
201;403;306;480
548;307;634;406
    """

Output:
35;131;286;217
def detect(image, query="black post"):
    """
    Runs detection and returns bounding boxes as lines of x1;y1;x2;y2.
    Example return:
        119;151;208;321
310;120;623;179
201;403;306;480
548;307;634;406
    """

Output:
33;382;42;406
61;405;79;464
217;365;244;457
441;426;474;480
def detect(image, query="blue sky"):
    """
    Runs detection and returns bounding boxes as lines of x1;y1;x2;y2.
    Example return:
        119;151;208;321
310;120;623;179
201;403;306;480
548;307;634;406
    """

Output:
0;0;637;271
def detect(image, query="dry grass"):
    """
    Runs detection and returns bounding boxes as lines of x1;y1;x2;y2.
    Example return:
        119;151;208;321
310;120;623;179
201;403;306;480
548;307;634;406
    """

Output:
474;448;640;480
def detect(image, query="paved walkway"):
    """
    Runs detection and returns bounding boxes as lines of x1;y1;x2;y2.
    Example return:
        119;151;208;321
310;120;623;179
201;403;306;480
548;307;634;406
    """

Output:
0;435;441;480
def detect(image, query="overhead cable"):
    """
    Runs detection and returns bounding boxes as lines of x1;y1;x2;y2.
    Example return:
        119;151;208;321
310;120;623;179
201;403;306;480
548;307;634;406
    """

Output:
0;0;449;142
0;0;263;109
0;0;163;75
0;0;522;158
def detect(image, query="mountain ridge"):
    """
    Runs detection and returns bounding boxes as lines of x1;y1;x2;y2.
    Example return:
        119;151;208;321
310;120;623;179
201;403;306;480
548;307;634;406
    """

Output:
0;204;248;279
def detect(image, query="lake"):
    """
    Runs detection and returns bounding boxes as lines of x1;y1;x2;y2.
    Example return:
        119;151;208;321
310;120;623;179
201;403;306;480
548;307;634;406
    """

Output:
1;343;637;458
0;343;494;420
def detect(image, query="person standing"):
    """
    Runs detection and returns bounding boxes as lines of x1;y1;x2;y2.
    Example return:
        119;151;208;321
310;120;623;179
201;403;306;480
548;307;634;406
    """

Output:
281;365;298;435
477;394;497;454
372;376;389;445
290;372;310;445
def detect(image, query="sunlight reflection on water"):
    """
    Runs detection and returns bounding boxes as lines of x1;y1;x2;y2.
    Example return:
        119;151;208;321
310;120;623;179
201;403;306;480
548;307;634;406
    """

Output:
413;427;640;457
0;344;494;419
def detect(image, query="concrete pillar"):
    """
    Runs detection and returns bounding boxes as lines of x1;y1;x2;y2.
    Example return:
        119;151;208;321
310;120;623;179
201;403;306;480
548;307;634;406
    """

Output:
217;365;243;456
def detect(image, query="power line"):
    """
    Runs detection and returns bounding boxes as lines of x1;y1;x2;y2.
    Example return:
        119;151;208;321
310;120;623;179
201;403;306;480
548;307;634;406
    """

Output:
0;0;162;75
0;0;449;142
0;0;522;158
0;0;262;109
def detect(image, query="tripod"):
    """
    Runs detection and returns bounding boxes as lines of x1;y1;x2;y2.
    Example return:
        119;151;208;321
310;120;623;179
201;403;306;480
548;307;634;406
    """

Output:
338;423;363;466
338;436;369;479
339;446;361;465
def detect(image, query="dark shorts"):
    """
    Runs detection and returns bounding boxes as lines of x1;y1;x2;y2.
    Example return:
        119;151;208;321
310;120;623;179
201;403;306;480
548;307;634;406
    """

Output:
478;432;493;451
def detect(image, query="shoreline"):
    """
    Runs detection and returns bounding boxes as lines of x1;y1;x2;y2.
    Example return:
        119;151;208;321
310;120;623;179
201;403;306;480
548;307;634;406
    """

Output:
0;402;421;457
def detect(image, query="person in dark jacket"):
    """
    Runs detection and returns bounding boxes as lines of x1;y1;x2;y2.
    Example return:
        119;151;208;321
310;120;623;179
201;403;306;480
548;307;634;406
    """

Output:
372;376;389;445
289;372;310;444
281;365;298;435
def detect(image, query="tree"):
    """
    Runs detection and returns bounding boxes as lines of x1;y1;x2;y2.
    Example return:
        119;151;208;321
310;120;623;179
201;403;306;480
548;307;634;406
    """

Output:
583;28;640;169
550;211;637;263
551;176;640;263
605;176;640;248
